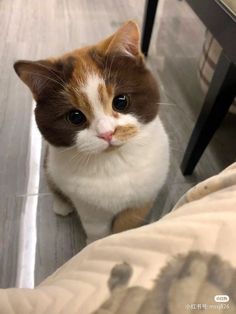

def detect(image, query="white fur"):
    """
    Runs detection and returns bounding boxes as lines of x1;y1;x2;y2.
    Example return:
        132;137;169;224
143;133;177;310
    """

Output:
47;115;169;243
81;74;105;119
76;74;141;154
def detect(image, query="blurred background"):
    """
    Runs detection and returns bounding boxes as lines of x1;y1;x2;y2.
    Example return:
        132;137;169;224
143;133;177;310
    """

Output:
0;0;235;288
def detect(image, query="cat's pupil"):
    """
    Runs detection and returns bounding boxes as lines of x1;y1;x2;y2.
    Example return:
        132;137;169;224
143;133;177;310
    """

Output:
112;95;128;112
68;110;86;125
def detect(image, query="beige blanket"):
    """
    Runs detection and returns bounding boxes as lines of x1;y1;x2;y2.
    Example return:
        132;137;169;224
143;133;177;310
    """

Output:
0;163;236;313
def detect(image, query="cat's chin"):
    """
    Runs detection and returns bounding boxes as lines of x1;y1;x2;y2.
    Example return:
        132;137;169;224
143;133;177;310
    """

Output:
75;142;123;155
104;139;126;152
93;143;123;154
104;144;121;153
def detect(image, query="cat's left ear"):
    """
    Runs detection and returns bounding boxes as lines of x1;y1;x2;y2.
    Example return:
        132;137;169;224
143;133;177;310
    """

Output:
14;58;74;100
100;21;141;58
14;60;59;100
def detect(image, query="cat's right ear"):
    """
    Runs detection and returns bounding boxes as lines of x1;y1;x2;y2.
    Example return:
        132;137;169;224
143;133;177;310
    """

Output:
96;21;141;58
14;60;58;100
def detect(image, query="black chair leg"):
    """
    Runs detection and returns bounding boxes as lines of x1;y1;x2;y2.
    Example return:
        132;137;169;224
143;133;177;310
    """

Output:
181;52;236;175
141;0;159;56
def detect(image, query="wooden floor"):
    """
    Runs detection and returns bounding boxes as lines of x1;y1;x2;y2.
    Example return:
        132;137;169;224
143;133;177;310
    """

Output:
0;0;235;288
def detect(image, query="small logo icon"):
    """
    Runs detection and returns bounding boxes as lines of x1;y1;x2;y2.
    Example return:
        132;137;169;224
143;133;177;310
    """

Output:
214;295;230;303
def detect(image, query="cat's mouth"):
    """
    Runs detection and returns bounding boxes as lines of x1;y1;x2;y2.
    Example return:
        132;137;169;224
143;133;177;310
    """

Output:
104;140;124;152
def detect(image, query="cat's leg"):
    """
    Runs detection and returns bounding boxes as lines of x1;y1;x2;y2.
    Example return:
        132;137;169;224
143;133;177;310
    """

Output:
46;176;74;216
53;196;74;216
76;201;113;244
44;146;74;216
83;220;111;245
111;205;152;234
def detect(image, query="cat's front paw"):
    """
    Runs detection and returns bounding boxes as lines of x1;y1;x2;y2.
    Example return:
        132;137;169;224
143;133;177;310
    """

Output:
53;198;74;216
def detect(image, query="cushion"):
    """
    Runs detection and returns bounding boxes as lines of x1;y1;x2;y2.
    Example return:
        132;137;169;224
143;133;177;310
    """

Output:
1;163;236;313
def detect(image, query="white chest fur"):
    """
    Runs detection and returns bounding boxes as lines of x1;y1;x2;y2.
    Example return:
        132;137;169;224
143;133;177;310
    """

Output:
47;116;169;239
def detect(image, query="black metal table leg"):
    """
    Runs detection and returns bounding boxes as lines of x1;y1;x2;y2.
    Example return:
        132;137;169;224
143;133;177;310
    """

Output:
181;52;236;175
141;0;159;56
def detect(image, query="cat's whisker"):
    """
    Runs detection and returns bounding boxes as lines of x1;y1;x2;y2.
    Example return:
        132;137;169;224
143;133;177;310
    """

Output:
81;153;92;169
69;148;92;165
108;55;116;79
104;54;116;82
69;151;82;164
34;62;67;86
21;70;66;90
104;56;109;82
57;145;77;154
112;69;122;87
156;102;176;106
71;151;92;170
73;73;84;89
64;152;83;172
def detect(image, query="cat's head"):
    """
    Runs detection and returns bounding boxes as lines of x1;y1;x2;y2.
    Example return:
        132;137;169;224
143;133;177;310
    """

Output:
14;21;160;154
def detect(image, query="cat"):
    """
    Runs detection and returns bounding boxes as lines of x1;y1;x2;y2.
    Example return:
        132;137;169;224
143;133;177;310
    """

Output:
14;21;169;244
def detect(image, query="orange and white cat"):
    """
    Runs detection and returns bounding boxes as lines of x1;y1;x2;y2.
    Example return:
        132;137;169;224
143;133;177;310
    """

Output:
14;21;169;243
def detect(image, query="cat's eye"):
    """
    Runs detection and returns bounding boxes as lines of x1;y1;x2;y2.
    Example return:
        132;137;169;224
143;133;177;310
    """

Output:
112;95;129;112
67;110;86;125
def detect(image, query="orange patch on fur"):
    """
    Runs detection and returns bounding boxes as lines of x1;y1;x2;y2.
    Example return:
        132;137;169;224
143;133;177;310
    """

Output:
112;205;152;233
114;124;138;141
98;83;104;102
98;83;115;115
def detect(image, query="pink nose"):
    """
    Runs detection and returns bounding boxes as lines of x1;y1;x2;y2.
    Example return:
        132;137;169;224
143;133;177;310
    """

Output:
98;131;113;142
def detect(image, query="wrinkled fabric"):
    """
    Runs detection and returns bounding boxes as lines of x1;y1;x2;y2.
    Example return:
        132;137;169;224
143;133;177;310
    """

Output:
1;163;236;314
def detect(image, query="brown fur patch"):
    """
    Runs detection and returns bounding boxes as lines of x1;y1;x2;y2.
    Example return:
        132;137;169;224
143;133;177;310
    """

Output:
104;54;159;123
112;205;152;233
114;124;138;141
106;85;114;98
